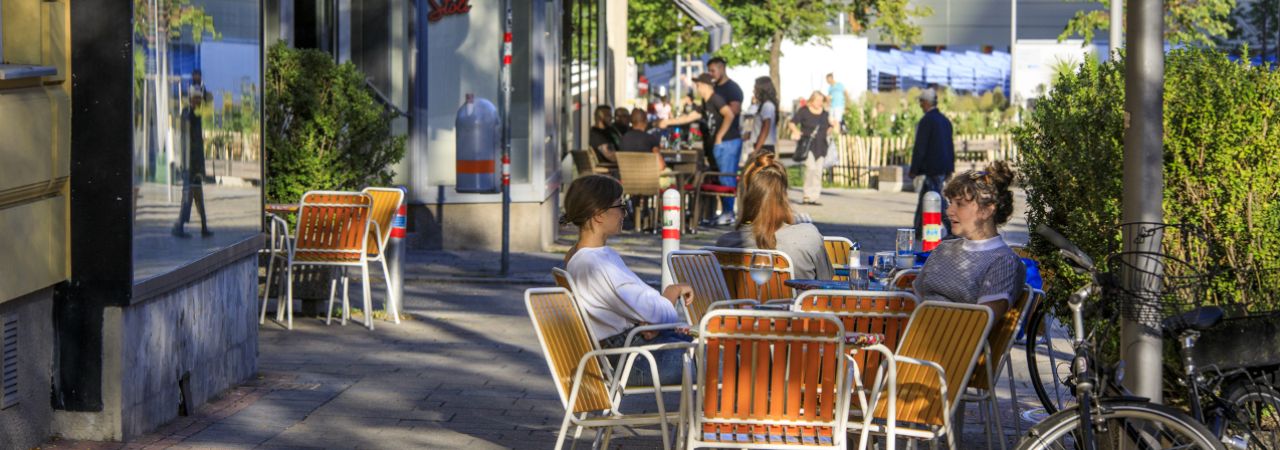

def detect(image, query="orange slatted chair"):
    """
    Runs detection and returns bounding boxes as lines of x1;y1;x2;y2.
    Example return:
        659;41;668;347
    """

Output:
851;301;995;450
703;246;796;304
666;250;759;325
890;269;919;292
823;236;855;282
793;289;918;406
962;285;1040;448
526;288;692;450
361;187;404;323
689;310;855;449
279;191;377;330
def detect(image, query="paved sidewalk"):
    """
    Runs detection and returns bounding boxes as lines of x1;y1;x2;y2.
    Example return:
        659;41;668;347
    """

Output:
46;186;1039;449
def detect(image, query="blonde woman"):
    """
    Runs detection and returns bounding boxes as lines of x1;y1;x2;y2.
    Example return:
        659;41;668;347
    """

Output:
788;91;837;205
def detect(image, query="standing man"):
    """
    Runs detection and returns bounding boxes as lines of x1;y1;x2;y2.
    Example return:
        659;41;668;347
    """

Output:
659;73;738;225
908;88;955;237
826;73;848;131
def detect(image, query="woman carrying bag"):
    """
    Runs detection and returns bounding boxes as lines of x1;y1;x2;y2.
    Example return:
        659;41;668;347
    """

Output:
788;91;837;205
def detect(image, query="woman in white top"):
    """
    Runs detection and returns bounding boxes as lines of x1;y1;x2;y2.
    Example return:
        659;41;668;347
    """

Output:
914;161;1025;323
562;175;694;386
751;76;779;155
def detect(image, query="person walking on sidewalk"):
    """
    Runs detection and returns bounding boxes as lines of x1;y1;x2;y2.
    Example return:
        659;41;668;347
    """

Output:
788;91;836;205
826;73;849;131
908;88;955;237
172;88;212;238
659;73;739;226
750;76;779;157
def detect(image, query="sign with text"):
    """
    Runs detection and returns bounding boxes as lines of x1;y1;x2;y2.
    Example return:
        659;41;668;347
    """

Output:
428;0;471;23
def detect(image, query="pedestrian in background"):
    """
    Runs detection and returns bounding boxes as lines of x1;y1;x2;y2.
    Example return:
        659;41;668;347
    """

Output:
750;76;779;156
172;89;211;238
826;73;848;131
788;91;836;205
908;88;956;237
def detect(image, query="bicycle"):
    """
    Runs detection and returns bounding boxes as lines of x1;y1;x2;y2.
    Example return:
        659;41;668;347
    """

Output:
1023;225;1280;449
1016;224;1223;450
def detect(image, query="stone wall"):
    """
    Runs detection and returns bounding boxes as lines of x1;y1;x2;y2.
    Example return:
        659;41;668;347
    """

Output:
118;256;258;438
0;288;56;450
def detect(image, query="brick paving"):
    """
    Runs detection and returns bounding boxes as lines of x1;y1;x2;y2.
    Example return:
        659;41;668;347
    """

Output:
46;186;1047;449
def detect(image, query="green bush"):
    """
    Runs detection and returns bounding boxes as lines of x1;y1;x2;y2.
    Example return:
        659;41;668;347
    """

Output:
265;43;406;204
1016;48;1280;314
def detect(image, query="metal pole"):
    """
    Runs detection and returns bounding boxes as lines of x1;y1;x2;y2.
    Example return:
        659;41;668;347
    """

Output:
1111;0;1124;59
500;0;513;275
1121;0;1164;403
1009;0;1017;103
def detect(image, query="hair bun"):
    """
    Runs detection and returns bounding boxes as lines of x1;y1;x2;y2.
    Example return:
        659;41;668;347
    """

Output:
984;160;1015;190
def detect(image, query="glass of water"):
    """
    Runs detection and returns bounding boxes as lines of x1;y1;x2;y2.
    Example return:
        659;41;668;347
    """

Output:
873;251;895;290
749;251;774;303
896;228;915;255
849;267;871;290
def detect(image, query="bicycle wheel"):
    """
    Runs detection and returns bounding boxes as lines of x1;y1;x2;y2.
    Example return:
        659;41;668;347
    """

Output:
1017;400;1225;450
1025;299;1079;415
1225;382;1280;449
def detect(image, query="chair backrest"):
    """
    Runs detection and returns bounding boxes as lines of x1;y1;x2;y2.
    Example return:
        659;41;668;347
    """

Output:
872;301;993;428
794;289;918;388
704;246;796;302
292;191;373;263
570;149;598;177
667;250;733;325
823;236;853;270
695;310;849;447
1008;244;1033;260
891;269;919;291
615;151;663;196
361;187;404;255
969;285;1038;390
551;267;573;291
549;267;609;345
525;288;613;414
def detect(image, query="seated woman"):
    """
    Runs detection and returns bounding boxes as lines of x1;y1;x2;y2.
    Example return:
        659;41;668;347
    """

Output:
913;161;1025;320
562;174;694;386
714;167;834;280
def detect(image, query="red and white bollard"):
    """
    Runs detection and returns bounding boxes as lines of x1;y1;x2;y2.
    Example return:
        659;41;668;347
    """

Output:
387;190;407;324
661;188;681;289
922;190;943;252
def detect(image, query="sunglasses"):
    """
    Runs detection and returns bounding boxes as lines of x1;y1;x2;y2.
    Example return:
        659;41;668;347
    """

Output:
607;199;634;216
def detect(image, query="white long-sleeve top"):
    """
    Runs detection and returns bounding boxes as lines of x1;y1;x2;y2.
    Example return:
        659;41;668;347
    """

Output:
566;246;680;340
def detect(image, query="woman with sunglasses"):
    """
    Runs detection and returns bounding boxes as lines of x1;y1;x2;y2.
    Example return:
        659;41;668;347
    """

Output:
913;160;1024;321
561;175;695;386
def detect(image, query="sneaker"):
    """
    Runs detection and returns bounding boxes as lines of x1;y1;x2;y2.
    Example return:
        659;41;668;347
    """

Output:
171;227;191;238
714;212;736;226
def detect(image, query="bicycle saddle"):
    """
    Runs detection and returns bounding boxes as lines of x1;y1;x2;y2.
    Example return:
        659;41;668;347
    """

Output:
1161;305;1225;335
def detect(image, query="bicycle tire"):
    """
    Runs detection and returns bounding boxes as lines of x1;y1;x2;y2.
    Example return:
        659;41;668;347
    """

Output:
1225;382;1280;449
1017;400;1225;450
1025;299;1079;415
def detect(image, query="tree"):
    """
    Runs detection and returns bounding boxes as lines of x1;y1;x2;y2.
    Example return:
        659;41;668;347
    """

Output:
627;0;710;66
1230;0;1280;61
1057;0;1235;46
844;0;933;47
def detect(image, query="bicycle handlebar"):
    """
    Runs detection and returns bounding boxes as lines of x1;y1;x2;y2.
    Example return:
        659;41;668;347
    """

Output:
1036;224;1096;271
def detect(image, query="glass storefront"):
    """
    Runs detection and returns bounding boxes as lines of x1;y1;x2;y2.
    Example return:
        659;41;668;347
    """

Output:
132;0;263;281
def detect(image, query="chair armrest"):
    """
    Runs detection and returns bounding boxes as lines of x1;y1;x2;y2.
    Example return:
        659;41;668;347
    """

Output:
708;299;759;310
693;171;737;186
581;343;697;404
625;323;690;347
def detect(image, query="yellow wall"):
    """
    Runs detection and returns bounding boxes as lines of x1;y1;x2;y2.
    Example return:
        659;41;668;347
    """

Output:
0;0;71;302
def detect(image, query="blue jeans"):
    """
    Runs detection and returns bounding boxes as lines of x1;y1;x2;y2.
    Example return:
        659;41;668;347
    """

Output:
600;329;691;388
713;139;743;213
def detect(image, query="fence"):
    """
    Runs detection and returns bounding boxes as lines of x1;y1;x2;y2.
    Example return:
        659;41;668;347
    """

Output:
825;133;1017;188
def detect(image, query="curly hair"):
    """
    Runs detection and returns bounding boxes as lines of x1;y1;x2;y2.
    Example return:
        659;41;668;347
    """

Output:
942;160;1016;225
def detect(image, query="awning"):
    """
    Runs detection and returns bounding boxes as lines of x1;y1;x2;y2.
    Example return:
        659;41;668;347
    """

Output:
671;0;732;52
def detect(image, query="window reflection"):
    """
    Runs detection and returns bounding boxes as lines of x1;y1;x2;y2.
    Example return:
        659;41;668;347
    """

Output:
133;0;262;281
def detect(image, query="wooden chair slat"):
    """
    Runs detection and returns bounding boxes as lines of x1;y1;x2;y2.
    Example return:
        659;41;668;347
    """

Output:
526;289;612;414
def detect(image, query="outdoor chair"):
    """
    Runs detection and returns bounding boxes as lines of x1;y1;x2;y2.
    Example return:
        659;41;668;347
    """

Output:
260;212;293;326
666;250;759;325
822;236;855;281
793;289;917;406
703;246;796;303
850;301;995;450
275;191;381;330
525;287;692;450
961;285;1040;449
688;309;857;449
570;149;612;177
616;152;667;232
686;170;737;234
890;268;919;291
359;187;404;324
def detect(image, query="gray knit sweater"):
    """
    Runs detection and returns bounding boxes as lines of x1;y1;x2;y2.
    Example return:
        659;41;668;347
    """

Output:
714;223;835;280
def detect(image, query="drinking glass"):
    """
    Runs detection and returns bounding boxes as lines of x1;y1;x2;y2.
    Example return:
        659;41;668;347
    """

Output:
896;228;915;256
749;251;774;303
849;267;871;290
872;251;895;290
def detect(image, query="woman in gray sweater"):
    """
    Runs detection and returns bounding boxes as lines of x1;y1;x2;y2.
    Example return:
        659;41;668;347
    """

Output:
715;166;834;280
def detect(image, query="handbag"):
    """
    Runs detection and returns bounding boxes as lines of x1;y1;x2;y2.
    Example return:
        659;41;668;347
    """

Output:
792;135;812;162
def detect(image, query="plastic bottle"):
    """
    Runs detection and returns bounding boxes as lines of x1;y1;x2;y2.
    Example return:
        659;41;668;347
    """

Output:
922;191;943;251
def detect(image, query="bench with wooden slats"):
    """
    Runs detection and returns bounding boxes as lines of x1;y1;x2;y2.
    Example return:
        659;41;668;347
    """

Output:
704;246;796;303
692;310;852;449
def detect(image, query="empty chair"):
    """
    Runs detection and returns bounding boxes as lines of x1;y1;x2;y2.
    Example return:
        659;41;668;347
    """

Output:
615;151;666;231
793;289;917;394
665;250;757;325
962;285;1039;448
361;187;404;323
823;236;855;281
703;246;796;303
280;191;379;330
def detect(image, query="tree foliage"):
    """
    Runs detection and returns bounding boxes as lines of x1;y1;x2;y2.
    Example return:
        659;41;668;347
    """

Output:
1057;0;1235;46
1016;48;1280;315
1227;0;1280;60
627;0;709;66
265;44;406;204
845;0;933;47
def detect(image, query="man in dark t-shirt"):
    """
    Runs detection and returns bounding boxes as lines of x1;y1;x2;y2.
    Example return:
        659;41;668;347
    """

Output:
588;105;618;163
619;109;660;153
707;56;743;141
658;73;739;226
